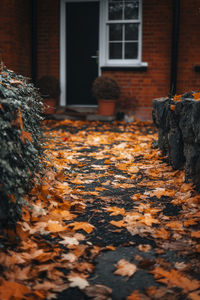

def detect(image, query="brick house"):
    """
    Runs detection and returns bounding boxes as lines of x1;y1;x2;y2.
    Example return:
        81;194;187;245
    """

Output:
0;0;200;120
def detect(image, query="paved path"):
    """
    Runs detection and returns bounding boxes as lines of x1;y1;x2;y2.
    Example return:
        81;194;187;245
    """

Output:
1;120;199;300
44;120;199;300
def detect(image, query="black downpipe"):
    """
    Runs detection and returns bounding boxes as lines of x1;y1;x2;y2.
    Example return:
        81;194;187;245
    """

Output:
31;0;37;84
170;0;180;97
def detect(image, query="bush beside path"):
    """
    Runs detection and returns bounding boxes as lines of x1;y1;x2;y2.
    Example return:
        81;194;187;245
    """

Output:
0;68;44;229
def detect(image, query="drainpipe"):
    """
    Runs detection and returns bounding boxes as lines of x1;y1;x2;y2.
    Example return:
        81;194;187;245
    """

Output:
170;0;180;97
31;0;37;83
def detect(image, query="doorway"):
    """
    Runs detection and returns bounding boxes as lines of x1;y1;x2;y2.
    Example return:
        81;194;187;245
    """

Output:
62;1;99;106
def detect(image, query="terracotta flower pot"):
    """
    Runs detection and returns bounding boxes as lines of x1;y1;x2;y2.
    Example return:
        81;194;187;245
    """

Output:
98;99;116;116
43;98;56;114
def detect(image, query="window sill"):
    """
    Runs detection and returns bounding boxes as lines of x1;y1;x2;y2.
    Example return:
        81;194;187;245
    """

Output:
101;62;148;71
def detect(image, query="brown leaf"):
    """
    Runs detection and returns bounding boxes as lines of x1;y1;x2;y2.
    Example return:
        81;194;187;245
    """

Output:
191;231;200;238
152;228;171;240
151;267;200;292
84;284;112;300
165;221;183;231
0;281;31;300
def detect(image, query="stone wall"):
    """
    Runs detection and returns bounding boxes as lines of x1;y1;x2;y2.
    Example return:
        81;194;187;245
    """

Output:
152;95;200;186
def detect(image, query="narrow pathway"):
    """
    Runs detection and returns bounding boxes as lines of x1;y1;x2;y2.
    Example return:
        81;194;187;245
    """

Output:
0;120;199;300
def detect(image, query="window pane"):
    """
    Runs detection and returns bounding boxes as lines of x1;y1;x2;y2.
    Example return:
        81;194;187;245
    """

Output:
125;24;138;40
109;24;122;41
109;42;122;59
125;42;138;59
125;1;139;20
109;1;123;20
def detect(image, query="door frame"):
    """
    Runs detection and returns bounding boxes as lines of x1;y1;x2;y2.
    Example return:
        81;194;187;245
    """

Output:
60;0;101;107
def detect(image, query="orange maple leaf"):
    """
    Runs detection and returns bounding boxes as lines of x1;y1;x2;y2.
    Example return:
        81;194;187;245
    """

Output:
105;206;125;216
110;220;125;228
46;221;67;233
67;222;95;234
153;228;170;240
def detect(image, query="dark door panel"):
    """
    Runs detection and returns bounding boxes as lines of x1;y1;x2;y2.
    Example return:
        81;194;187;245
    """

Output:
66;2;99;105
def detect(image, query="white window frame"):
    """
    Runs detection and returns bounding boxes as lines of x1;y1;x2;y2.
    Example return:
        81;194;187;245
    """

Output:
60;0;147;106
99;0;147;68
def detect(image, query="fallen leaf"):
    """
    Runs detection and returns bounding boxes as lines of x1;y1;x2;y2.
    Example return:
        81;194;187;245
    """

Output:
114;259;137;277
151;267;200;292
138;244;152;252
191;231;200;238
68;272;89;289
46;221;67;232
188;290;200;300
67;222;95;233
59;236;79;246
105;206;125;216
0;281;31;300
110;220;125;228
152;228;170;240
127;290;150;300
85;284;112;300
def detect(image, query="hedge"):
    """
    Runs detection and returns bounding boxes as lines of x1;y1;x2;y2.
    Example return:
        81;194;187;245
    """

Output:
0;68;44;227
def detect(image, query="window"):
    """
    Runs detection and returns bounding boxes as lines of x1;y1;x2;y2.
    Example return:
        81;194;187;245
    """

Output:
100;0;146;67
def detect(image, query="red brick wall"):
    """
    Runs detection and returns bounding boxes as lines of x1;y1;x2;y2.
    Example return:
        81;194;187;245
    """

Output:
177;0;200;93
0;0;31;76
103;0;173;114
37;0;60;80
1;0;199;119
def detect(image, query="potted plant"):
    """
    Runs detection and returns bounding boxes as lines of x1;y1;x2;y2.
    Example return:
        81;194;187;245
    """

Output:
92;76;120;116
36;75;60;114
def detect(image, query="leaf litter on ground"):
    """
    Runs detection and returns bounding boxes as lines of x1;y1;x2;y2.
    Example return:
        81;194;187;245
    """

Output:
0;119;199;299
